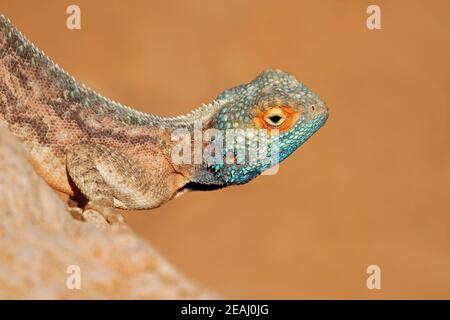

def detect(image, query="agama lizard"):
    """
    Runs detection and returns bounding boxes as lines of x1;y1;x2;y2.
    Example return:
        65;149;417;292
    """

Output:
0;15;328;224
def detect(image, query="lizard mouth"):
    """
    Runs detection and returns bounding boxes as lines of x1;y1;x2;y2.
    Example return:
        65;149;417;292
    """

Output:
182;181;227;191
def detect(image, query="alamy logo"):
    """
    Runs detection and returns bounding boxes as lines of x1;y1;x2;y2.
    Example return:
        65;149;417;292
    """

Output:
66;5;81;30
366;265;381;290
366;5;382;30
170;119;280;175
66;264;81;290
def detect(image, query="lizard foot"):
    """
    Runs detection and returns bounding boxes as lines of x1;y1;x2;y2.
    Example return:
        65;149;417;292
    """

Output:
67;197;124;229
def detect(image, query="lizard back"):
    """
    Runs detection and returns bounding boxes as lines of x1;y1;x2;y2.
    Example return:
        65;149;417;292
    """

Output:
0;15;180;194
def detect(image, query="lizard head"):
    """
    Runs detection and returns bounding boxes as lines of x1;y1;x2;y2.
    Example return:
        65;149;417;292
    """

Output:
193;69;328;186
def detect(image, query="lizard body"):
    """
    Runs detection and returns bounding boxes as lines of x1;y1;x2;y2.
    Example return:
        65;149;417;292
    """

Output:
0;15;328;213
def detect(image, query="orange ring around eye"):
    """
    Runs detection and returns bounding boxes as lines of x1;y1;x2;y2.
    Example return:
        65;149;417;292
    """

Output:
254;106;300;133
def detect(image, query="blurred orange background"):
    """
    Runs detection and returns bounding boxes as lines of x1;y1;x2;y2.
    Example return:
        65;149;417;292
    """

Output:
1;0;449;299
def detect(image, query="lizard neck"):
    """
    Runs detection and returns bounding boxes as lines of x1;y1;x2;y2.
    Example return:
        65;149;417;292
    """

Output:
157;100;224;129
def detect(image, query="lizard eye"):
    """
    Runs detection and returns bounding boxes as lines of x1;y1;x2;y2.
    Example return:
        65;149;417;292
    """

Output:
264;108;286;127
254;106;300;133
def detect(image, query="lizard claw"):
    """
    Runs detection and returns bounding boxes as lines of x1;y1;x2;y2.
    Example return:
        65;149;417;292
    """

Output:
67;198;125;229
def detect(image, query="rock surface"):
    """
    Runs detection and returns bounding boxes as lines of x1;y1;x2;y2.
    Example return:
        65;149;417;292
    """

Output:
0;125;213;299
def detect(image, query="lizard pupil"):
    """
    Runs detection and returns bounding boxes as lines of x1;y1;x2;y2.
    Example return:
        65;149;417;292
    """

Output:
269;115;282;124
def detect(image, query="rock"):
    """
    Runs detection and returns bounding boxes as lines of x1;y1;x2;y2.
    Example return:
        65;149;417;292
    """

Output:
0;125;214;299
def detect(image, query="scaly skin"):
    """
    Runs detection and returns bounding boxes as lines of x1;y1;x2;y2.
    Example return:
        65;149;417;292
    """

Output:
0;15;328;214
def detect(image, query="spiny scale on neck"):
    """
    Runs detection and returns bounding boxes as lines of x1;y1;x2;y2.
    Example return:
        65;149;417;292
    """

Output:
0;14;222;129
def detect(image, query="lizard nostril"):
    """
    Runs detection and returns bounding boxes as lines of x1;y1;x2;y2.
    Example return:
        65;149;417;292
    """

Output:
310;105;316;112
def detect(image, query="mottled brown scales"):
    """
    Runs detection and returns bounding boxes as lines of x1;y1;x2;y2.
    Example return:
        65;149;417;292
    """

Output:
0;15;188;215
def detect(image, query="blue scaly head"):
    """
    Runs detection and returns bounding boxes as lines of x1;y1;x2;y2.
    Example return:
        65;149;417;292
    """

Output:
191;69;328;186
